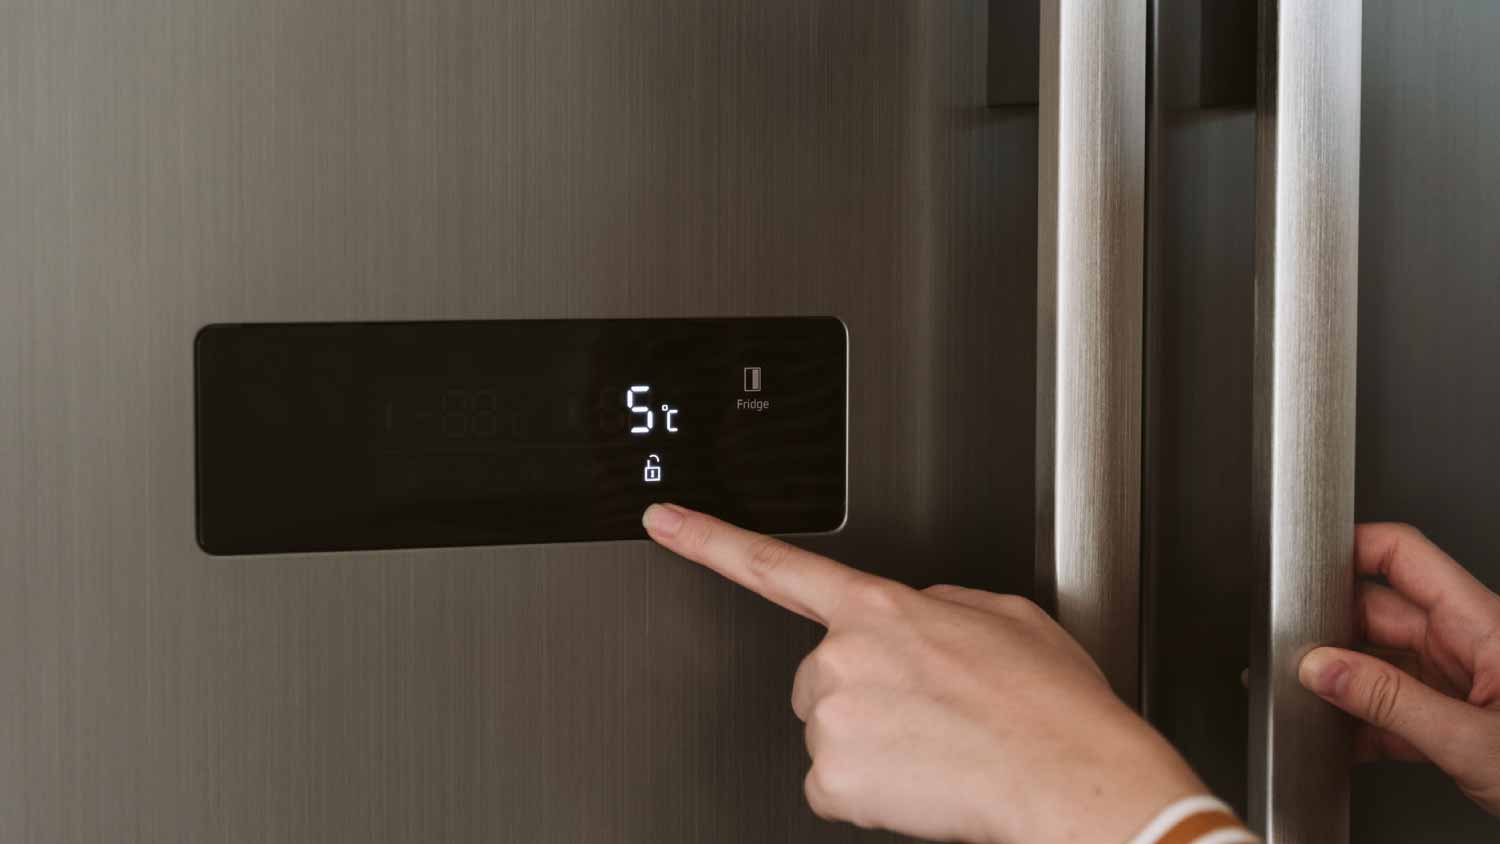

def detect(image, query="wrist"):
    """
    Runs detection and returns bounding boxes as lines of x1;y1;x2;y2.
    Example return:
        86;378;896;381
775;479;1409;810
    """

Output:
975;709;1207;844
1050;717;1209;844
1098;733;1208;842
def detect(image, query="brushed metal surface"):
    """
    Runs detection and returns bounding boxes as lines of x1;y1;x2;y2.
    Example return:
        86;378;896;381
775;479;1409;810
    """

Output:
1036;0;1147;704
0;1;1038;841
1353;3;1500;839
1248;2;1362;842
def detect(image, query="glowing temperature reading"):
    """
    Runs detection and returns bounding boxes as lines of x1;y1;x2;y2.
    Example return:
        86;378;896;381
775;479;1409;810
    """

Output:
626;385;679;435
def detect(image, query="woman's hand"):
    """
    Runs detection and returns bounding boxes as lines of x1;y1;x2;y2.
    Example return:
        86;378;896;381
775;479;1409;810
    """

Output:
1299;523;1500;813
643;503;1205;844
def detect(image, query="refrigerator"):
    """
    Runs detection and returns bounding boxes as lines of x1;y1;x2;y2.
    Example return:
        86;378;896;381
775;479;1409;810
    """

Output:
1;1;1495;841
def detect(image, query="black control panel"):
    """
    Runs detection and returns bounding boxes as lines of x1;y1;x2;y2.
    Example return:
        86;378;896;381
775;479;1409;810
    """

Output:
195;318;847;554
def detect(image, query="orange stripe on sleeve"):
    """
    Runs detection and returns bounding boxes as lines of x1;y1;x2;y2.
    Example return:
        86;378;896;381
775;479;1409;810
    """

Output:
1155;810;1245;844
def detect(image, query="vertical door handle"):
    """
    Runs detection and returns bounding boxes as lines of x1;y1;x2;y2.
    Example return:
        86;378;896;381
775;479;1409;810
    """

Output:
1249;2;1362;842
1036;0;1148;705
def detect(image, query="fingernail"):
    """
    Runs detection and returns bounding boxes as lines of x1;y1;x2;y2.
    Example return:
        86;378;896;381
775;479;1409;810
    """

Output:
1299;648;1351;698
643;504;684;537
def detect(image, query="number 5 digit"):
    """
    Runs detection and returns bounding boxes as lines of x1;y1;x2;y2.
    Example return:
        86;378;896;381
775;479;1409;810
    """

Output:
627;385;653;434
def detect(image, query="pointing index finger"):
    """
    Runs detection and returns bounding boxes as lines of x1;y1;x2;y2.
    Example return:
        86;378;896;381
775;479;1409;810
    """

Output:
643;503;861;626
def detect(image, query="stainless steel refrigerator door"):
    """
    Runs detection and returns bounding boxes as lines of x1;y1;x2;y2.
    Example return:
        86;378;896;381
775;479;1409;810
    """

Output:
1352;3;1500;839
1146;2;1500;841
0;2;1039;841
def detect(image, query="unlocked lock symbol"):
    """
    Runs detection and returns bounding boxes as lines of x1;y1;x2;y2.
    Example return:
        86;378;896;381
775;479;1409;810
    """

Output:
642;454;663;483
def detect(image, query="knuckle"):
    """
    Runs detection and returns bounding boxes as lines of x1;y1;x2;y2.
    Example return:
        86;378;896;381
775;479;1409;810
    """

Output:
796;650;841;699
1365;668;1405;728
803;766;841;820
849;577;902;613
992;594;1046;621
803;634;884;692
823;630;878;660
806;758;861;809
809;638;852;675
1389;522;1427;542
807;691;861;736
745;536;794;578
923;583;963;598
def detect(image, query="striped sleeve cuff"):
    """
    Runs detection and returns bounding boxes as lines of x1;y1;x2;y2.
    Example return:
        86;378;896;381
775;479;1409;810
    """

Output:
1127;795;1261;844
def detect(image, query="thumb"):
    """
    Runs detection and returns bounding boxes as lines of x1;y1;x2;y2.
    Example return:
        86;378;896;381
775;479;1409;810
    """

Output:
1299;646;1472;770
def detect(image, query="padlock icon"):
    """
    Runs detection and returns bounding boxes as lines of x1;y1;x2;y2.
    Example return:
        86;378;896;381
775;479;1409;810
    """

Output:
642;454;663;483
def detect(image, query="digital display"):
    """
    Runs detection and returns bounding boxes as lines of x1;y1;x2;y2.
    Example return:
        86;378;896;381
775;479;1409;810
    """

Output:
194;318;847;554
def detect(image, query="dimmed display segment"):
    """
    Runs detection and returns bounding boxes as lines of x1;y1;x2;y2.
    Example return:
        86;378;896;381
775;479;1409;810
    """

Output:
195;317;847;554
